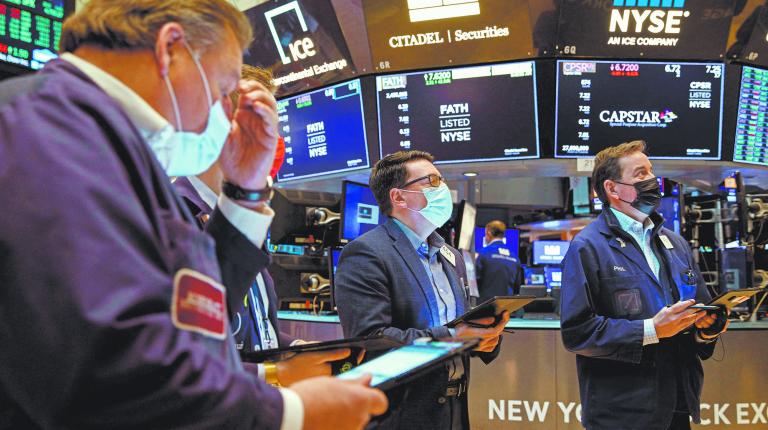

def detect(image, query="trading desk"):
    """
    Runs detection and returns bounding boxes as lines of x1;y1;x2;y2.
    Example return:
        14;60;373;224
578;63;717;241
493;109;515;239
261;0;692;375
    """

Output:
278;312;768;430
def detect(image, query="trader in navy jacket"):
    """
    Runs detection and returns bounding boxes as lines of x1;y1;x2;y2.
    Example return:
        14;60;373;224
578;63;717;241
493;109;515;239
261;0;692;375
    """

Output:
335;150;509;430
475;220;522;302
560;141;729;430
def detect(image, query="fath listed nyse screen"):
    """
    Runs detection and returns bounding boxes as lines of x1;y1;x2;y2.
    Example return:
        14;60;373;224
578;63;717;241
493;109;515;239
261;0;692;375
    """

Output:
377;61;539;164
556;61;724;159
277;79;369;181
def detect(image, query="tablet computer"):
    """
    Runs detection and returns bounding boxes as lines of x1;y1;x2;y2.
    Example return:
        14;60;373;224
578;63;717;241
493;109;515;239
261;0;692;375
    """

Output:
707;288;765;309
445;296;536;328
336;339;479;391
240;334;403;364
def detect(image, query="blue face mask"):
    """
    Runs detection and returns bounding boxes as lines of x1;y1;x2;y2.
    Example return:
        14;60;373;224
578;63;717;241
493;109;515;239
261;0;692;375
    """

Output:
145;40;231;177
401;183;453;229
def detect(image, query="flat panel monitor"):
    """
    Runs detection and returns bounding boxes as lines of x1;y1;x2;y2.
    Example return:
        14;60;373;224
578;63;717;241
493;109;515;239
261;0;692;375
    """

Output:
734;65;768;166
524;265;545;285
556;60;724;159
544;266;563;290
340;180;385;242
0;0;73;72
363;0;535;73
454;200;477;251
277;79;369;181
474;227;520;257
242;0;358;97
377;61;539;164
532;240;570;265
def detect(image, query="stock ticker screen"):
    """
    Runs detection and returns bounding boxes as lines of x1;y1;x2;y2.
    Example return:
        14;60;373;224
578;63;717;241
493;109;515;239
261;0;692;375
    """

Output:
276;79;369;182
734;66;768;166
555;61;724;159
377;61;539;163
0;0;68;71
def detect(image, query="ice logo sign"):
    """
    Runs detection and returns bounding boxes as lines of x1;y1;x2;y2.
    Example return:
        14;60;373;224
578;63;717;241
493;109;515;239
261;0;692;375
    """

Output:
407;0;480;23
357;204;380;225
265;1;317;65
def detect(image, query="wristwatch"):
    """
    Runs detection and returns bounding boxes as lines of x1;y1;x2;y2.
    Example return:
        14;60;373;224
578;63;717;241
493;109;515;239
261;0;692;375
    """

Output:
222;177;274;203
263;362;281;386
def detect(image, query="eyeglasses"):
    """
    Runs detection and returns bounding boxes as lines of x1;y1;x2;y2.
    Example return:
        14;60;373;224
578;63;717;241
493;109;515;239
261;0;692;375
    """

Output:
399;174;445;189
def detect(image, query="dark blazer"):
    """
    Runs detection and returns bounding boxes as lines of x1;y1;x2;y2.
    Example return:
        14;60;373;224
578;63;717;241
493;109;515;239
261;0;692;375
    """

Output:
0;60;283;429
335;218;500;430
560;209;716;430
173;177;296;349
475;240;523;302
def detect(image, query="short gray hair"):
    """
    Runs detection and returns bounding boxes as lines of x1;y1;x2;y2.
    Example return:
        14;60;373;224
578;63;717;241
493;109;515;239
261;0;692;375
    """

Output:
61;0;253;53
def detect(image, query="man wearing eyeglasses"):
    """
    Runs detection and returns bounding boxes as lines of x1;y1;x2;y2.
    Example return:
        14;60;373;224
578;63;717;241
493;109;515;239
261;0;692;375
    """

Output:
334;150;509;430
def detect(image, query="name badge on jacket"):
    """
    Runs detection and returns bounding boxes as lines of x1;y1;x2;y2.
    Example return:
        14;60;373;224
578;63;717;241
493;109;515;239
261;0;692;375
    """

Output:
440;246;456;266
659;235;674;250
172;268;227;340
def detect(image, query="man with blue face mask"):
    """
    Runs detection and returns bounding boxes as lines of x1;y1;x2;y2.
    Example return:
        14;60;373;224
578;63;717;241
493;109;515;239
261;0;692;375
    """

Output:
0;1;387;429
335;150;509;430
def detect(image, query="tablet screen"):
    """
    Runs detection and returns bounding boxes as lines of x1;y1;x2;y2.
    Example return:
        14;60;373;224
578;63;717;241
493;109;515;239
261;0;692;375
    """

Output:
337;342;462;387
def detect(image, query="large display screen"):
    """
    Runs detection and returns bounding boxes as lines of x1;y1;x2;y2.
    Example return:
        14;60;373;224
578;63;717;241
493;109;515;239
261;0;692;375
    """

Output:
276;79;369;181
0;0;70;71
556;0;735;60
556;61;724;159
242;0;358;97
734;66;768;166
363;0;535;72
340;181;386;241
377;61;539;163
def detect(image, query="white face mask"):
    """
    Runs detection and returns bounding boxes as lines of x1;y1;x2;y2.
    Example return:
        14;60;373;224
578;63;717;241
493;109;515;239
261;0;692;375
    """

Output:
401;183;453;229
144;40;232;177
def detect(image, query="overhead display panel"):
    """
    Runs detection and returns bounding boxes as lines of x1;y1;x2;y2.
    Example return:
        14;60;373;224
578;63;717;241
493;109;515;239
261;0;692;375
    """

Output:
363;0;534;72
377;61;539;163
734;66;768;166
556;0;736;60
735;4;768;67
555;60;724;159
276;79;370;182
0;0;71;71
243;0;358;96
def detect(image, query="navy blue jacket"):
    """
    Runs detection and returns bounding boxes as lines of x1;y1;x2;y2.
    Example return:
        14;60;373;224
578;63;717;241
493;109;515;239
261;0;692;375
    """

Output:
173;176;296;351
335;218;500;430
0;60;283;429
475;240;522;302
560;209;716;430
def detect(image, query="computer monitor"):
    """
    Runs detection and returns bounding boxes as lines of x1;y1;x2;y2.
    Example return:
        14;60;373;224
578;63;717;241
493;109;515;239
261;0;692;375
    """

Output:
532;241;570;265
524;265;546;286
269;188;340;246
474;228;520;257
555;60;724;160
454;200;477;251
0;1;75;73
340;181;385;242
545;266;563;291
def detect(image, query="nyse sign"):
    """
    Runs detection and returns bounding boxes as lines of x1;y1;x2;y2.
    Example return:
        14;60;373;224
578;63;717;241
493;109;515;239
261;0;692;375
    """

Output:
557;0;737;59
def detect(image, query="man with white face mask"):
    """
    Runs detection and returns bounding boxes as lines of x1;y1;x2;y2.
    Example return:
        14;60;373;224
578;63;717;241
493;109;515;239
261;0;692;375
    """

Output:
335;150;509;430
0;1;386;429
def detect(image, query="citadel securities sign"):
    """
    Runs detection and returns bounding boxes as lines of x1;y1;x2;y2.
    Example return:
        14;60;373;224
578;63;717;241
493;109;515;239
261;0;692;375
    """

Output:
363;0;535;72
242;0;356;96
556;0;738;59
